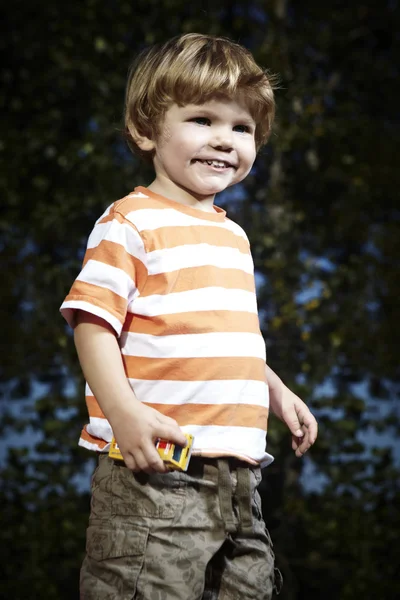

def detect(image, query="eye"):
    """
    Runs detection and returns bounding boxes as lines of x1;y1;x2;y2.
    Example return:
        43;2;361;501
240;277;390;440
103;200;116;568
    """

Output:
233;124;253;133
191;117;211;126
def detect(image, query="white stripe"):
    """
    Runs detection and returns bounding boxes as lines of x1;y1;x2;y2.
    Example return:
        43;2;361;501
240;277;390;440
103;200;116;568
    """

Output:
183;424;274;467
127;378;269;406
60;300;123;335
146;243;253;275
78;438;108;452
87;416;113;441
87;219;147;265
127;192;148;199
93;204;112;225
225;218;250;241
131;287;258;316
121;331;266;359
125;207;248;239
77;260;137;303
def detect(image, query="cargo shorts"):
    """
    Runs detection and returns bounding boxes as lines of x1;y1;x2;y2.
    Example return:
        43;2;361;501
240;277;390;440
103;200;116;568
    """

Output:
80;454;281;599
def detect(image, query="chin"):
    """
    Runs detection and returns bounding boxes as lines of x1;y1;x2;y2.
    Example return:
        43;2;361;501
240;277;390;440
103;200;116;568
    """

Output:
194;184;230;195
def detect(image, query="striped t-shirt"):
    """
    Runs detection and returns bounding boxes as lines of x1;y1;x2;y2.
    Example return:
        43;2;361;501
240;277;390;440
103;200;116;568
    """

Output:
60;187;273;467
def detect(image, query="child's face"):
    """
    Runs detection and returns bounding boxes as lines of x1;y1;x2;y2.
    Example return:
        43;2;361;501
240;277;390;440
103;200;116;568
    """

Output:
142;97;257;206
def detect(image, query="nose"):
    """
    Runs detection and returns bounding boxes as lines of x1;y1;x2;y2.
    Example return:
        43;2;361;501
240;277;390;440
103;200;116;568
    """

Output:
210;126;234;151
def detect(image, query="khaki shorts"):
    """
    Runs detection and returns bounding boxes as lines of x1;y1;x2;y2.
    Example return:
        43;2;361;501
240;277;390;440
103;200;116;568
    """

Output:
80;454;281;599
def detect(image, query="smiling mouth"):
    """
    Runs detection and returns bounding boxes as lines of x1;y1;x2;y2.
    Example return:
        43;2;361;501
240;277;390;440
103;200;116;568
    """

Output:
193;159;235;169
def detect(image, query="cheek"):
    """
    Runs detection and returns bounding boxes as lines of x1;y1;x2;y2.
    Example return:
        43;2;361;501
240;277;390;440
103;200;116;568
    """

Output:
159;127;173;147
243;145;256;168
164;132;190;155
249;147;257;166
238;136;256;159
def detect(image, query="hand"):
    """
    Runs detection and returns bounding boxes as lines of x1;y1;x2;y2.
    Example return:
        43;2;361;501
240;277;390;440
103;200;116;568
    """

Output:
110;402;187;473
278;388;318;457
266;366;318;457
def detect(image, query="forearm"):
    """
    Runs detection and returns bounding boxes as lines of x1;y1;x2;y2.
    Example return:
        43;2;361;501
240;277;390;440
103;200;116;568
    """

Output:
73;311;140;426
73;311;186;472
265;361;318;456
265;363;284;415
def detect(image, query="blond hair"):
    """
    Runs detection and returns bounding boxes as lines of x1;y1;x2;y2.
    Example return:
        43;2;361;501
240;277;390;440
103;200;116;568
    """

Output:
124;33;276;159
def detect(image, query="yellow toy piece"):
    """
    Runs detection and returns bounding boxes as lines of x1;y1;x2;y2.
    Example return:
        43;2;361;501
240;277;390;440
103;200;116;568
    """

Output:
108;433;194;472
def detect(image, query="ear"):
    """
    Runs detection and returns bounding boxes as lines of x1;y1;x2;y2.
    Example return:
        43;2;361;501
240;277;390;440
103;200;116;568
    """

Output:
127;123;156;152
135;134;156;152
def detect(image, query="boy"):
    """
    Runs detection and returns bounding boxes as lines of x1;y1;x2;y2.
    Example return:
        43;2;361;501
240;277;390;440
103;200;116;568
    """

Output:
61;33;317;600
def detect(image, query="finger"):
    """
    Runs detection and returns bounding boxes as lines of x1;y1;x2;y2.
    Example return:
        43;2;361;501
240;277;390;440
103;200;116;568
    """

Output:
294;434;309;456
305;420;318;444
156;422;187;446
295;447;307;458
131;447;151;472
142;443;168;474
294;407;319;444
292;436;302;451
292;439;307;456
299;410;318;437
299;421;318;448
284;407;305;438
123;453;139;472
294;429;314;457
296;439;312;456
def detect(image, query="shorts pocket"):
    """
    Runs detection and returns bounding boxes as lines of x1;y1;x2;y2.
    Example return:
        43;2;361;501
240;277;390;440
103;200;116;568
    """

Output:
81;523;148;600
111;462;186;518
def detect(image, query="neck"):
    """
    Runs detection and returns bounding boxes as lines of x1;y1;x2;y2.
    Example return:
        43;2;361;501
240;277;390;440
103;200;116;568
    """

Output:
147;178;217;213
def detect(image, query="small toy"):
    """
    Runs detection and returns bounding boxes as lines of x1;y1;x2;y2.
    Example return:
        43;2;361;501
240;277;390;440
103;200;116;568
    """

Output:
108;433;194;472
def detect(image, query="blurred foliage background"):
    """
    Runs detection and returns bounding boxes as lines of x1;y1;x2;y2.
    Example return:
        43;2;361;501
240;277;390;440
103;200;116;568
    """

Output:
1;0;399;598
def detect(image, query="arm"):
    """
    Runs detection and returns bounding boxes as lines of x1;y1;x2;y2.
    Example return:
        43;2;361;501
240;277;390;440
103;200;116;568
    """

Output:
266;364;318;457
74;311;187;472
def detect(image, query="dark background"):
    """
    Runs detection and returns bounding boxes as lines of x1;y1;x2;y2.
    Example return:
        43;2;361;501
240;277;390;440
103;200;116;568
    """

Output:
1;1;399;598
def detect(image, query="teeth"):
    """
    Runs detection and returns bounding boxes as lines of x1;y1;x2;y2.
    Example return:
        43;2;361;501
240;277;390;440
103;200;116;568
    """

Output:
202;160;227;167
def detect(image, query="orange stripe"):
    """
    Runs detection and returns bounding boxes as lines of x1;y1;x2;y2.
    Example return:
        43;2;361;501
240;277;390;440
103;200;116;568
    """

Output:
83;240;147;285
86;395;106;418
83;400;268;431
115;194;161;214
123;311;261;335
145;402;269;429
141;266;255;297
122;356;267;382
97;210;127;225
142;225;249;253
64;281;127;322
99;194;175;221
80;426;108;449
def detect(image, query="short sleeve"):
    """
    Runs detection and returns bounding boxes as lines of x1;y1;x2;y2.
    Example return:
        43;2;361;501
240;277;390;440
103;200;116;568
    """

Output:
60;209;148;335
